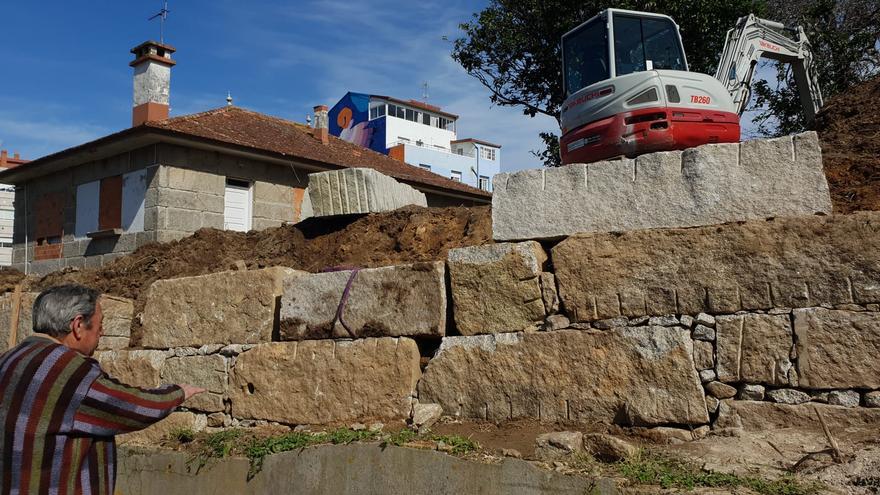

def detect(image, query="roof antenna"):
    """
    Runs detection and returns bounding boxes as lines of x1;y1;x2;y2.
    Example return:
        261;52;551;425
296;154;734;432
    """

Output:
226;91;233;106
148;0;171;43
421;81;430;102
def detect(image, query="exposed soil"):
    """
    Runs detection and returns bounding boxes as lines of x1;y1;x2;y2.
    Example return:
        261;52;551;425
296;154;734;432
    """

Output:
33;205;492;300
816;74;880;214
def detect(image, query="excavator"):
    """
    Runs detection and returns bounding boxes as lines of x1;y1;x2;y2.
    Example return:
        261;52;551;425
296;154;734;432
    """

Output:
559;9;824;164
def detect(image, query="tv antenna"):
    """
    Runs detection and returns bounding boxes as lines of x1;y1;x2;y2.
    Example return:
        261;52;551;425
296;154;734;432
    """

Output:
149;1;171;43
421;81;430;102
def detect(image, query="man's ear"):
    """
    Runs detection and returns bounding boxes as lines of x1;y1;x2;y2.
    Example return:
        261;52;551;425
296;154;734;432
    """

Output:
69;315;83;339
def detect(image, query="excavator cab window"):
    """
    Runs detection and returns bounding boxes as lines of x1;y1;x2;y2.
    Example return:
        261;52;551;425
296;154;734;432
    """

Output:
613;14;685;76
562;18;609;96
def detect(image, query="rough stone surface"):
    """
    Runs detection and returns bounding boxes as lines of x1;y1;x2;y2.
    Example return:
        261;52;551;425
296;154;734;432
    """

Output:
793;308;880;389
97;350;168;388
679;315;695;328
493;132;831;241
418;328;709;426
118;412;207;445
692;341;714;370
279;262;445;340
96;295;134;350
865;391;880;408
827;390;860;408
716;400;880;430
648;315;679;327
583;434;638;462
141;267;295;348
706;396;720;414
539;272;559;314
447;242;547;335
695;313;716;327
162;355;227;412
692;325;715;341
307;168;427;217
705;381;737;399
230;338;421;424
552;212;880;322
534;431;583;460
592;317;628;330
542;314;571;332
716;314;794;386
738;384;765;401
412;403;443;430
767;389;811;405
699;369;717;383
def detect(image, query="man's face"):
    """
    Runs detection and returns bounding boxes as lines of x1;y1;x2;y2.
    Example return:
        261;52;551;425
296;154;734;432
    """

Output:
73;301;104;356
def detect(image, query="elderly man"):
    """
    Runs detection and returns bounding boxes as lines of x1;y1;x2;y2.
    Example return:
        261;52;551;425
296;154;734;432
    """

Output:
0;284;204;494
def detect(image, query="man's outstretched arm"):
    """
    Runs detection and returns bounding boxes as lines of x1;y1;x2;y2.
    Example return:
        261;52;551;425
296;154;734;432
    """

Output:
70;374;202;436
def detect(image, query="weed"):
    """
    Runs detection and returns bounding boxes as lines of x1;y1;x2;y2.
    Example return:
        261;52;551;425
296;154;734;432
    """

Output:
167;427;196;444
617;451;822;495
429;434;479;455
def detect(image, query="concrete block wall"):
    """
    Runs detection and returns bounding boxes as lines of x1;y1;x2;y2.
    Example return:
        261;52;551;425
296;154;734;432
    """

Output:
492;132;832;241
12;147;160;275
12;143;312;273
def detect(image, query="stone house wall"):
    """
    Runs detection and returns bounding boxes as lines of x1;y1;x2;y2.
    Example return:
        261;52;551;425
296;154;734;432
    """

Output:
12;143;310;275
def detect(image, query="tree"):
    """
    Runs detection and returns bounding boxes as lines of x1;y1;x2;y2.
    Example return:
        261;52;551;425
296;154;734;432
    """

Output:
752;0;880;136
452;0;766;166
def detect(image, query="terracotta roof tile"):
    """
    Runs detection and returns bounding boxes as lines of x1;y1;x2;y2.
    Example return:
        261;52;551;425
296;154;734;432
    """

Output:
146;106;489;198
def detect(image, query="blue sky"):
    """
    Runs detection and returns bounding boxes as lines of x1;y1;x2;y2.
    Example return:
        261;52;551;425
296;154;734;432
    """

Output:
1;0;557;172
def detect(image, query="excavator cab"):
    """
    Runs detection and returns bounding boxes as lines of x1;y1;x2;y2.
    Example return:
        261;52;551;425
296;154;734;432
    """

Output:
560;9;741;164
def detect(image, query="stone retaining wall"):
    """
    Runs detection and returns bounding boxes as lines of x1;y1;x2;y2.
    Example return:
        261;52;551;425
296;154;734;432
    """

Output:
3;208;878;435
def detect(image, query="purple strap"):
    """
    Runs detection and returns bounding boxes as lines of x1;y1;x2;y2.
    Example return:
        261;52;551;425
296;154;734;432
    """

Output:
321;266;361;337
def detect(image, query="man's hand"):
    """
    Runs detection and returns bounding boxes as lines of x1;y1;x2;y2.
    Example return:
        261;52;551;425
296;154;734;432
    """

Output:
179;384;207;400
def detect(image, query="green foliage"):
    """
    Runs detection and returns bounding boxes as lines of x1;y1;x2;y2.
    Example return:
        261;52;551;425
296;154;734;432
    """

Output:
183;427;477;480
167;427;196;444
452;0;766;166
752;0;880;136
617;452;822;494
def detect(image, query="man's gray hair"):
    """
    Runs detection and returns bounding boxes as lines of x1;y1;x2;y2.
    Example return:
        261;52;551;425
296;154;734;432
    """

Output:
33;285;100;338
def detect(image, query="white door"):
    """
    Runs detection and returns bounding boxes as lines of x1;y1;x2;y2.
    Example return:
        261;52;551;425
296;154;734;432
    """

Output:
224;179;252;231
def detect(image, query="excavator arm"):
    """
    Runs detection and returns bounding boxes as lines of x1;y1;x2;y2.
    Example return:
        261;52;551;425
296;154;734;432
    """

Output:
714;14;824;124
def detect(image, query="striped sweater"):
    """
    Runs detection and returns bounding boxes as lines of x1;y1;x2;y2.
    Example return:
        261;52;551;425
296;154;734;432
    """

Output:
0;335;184;495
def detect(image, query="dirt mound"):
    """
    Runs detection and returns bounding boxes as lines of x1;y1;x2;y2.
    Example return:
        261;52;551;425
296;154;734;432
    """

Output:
36;205;492;300
816;75;880;214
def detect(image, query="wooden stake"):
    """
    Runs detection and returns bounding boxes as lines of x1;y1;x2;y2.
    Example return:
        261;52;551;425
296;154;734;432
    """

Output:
8;284;22;350
814;405;842;463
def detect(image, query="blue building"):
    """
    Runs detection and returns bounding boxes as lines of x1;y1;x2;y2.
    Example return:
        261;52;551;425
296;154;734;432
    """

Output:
328;92;501;192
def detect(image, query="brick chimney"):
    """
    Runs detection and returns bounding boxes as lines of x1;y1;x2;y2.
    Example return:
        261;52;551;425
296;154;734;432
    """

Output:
0;150;26;169
130;40;176;126
313;105;329;145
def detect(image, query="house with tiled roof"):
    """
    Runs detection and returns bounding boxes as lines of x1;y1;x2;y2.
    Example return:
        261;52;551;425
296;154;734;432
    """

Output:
329;92;502;192
0;41;490;275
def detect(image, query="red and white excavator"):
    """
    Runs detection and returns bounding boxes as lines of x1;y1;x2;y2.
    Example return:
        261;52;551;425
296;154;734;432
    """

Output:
559;9;824;164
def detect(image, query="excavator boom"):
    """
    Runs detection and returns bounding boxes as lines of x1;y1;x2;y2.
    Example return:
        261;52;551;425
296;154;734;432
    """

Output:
715;14;823;123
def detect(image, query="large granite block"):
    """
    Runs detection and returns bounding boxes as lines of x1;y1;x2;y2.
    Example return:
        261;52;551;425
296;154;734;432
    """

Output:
493;132;831;241
447;242;547;335
162;355;228;412
794;308;880;389
716;400;880;430
552;212;880;322
141;267;298;348
279;262;445;340
418;327;709;426
229;338;421;424
715;314;794;386
307;168;427;217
